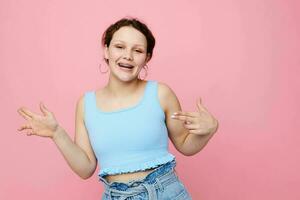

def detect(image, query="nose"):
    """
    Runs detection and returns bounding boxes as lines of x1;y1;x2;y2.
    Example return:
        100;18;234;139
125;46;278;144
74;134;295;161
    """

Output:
123;49;133;60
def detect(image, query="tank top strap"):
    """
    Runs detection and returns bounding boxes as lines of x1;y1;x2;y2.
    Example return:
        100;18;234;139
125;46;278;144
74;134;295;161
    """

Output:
143;80;165;119
143;80;158;104
83;91;96;117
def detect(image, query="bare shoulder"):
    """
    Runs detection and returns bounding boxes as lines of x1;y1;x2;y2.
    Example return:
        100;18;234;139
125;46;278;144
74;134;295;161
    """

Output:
76;93;86;122
157;81;181;113
77;93;85;104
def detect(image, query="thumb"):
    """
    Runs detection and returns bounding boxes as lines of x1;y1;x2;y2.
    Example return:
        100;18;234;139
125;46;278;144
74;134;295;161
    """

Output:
196;97;207;112
197;97;202;105
40;102;50;116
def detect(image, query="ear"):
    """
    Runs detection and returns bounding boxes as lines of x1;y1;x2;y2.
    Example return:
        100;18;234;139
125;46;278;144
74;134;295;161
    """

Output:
145;53;151;63
104;45;109;60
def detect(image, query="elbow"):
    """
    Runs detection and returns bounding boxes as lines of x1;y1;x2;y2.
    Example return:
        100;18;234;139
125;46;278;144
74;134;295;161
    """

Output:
78;163;97;180
180;148;203;157
79;169;95;180
177;144;200;156
180;152;193;157
80;173;92;180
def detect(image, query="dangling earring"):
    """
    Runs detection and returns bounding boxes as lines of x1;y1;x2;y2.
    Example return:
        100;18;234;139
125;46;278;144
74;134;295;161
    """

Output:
99;62;109;74
138;64;148;80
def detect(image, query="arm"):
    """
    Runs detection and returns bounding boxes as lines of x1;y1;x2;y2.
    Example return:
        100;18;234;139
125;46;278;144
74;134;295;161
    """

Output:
17;95;97;179
52;95;97;179
158;82;219;156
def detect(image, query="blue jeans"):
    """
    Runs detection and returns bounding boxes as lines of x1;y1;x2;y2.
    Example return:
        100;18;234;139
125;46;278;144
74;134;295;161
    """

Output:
98;159;192;200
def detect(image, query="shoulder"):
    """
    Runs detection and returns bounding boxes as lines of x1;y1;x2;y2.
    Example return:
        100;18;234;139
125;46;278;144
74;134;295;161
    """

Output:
76;93;85;116
157;81;178;98
156;81;180;112
77;91;92;107
157;81;175;97
77;93;85;106
76;91;91;121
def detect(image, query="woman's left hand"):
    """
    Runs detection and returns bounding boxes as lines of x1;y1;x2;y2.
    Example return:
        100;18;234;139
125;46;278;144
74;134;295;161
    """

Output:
171;97;218;136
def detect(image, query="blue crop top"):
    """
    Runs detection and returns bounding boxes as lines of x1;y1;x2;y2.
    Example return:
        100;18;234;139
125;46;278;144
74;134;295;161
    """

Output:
83;80;176;177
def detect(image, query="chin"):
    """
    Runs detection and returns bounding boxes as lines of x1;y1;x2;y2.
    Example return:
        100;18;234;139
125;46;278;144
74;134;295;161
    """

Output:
116;74;139;82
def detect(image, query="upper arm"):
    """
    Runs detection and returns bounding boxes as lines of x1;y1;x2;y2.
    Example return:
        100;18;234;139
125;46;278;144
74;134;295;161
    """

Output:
157;82;189;154
75;94;97;172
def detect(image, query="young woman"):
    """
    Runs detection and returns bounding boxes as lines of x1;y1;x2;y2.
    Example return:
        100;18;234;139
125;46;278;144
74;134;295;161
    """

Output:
17;17;219;200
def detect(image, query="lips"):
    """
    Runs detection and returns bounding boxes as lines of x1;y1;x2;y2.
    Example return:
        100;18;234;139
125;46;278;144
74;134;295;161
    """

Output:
118;63;134;69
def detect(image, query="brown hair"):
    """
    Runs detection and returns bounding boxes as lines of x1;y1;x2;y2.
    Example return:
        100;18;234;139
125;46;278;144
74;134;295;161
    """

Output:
101;17;156;65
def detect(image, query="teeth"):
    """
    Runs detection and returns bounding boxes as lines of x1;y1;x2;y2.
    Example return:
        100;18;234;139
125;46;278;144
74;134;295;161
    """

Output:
118;63;134;68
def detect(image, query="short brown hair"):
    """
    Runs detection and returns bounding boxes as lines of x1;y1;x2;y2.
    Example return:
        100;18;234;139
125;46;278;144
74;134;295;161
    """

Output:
101;17;156;64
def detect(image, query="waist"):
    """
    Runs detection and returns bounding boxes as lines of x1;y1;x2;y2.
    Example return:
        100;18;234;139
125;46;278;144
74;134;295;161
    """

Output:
100;159;178;199
104;168;157;184
99;159;176;185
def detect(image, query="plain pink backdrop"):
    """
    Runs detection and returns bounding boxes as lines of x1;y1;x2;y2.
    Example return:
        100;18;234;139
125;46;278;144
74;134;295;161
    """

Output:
1;0;299;199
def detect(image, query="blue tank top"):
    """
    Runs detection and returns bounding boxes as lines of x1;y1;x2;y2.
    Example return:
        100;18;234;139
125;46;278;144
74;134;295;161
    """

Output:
83;80;176;177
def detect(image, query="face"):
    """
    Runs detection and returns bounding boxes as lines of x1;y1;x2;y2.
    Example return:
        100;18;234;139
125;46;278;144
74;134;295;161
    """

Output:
104;26;150;82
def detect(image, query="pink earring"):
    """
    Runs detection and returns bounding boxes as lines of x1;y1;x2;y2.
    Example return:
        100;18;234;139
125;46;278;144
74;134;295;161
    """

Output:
138;64;148;80
99;61;109;74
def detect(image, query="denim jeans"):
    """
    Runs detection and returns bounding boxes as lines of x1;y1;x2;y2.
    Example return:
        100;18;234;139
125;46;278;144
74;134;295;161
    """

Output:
99;159;192;200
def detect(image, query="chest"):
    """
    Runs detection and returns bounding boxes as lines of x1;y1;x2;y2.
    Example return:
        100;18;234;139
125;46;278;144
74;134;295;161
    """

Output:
96;93;141;112
95;86;167;113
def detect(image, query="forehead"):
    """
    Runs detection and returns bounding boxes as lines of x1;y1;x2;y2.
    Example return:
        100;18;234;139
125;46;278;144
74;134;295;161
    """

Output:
111;26;147;47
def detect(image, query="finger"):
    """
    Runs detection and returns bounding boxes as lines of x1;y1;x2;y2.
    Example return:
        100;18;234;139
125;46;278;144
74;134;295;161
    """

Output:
173;111;198;118
188;129;200;134
17;124;32;131
171;114;196;123
17;109;32;120
18;107;39;119
189;129;209;135
183;123;199;130
184;121;192;125
40;102;50;116
196;98;209;113
26;129;36;136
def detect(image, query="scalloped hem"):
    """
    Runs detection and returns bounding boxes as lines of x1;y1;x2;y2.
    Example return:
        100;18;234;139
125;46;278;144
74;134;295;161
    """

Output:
98;154;176;177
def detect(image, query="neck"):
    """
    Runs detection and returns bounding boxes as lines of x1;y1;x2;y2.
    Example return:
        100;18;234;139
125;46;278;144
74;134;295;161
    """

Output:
105;77;143;98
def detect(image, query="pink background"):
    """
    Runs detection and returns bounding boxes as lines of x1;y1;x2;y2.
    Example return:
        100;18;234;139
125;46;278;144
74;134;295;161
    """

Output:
1;0;299;199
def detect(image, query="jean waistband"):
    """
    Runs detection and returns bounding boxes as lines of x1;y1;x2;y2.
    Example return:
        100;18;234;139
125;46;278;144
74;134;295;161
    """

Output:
99;159;177;200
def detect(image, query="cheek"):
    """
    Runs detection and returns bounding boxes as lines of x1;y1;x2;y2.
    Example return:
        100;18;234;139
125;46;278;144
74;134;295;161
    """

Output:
109;51;120;60
134;55;147;64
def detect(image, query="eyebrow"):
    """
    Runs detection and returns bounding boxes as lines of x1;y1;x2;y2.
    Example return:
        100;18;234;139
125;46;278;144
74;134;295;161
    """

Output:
112;40;146;48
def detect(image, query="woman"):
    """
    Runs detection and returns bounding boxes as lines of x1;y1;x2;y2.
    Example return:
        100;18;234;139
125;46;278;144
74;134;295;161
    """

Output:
17;17;219;200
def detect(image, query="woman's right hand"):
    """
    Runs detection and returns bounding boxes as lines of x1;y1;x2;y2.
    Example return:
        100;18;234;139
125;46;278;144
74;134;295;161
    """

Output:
17;102;60;138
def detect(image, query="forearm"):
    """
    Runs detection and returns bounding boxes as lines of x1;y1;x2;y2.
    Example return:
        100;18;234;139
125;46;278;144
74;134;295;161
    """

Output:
52;126;95;179
180;133;213;156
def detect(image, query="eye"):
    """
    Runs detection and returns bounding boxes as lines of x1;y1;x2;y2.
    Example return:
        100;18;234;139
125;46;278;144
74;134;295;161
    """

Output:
135;49;143;53
115;45;123;49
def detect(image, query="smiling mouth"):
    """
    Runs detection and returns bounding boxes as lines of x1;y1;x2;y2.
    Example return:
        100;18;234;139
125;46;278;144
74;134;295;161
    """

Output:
118;63;134;70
